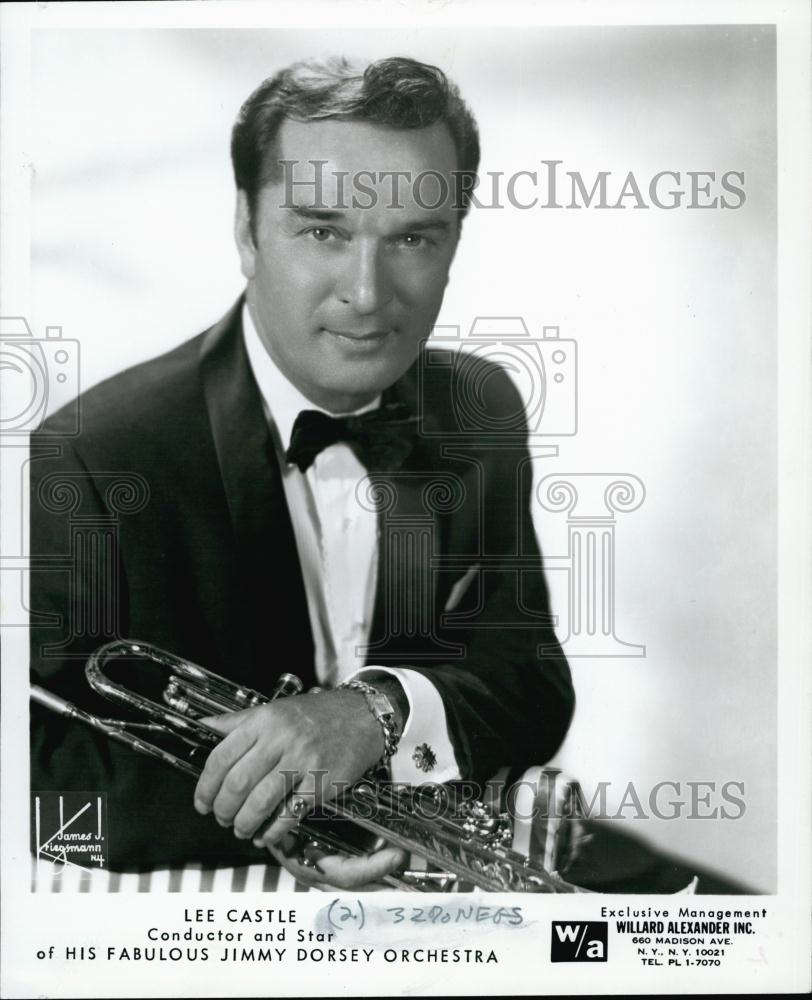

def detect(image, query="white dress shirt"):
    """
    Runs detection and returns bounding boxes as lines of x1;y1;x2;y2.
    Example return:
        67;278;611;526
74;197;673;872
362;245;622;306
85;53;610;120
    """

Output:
242;304;461;784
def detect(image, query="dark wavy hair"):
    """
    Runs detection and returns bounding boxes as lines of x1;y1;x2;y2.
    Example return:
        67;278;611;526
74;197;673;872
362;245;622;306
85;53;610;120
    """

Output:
231;56;480;225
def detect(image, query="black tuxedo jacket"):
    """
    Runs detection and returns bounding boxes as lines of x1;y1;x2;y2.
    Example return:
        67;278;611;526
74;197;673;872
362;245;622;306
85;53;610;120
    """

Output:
30;300;574;867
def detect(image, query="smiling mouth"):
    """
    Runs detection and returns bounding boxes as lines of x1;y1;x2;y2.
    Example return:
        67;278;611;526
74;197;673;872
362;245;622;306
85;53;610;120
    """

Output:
322;328;392;344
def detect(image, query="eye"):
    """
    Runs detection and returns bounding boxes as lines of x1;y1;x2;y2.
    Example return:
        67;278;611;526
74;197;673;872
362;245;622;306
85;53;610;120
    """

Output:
306;227;335;242
398;233;427;249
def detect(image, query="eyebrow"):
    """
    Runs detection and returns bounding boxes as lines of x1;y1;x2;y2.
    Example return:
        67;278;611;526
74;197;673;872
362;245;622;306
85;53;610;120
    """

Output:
287;206;347;222
397;220;452;234
286;205;453;235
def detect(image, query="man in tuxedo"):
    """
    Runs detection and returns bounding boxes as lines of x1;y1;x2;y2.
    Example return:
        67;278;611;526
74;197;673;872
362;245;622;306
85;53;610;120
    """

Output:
30;56;574;889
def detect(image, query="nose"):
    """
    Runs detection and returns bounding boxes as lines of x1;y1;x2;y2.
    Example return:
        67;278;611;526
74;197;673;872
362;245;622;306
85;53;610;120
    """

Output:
335;240;394;315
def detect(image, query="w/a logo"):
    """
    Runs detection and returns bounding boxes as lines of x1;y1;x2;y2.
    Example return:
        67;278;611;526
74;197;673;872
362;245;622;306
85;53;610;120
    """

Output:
550;921;607;962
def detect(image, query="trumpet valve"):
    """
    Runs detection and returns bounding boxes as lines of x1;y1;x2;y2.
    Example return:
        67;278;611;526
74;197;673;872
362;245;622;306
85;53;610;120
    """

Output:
163;681;191;716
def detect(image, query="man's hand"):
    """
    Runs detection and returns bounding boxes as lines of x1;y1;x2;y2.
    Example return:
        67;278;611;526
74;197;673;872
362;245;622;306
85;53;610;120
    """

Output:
194;688;380;837
192;686;407;887
265;834;407;891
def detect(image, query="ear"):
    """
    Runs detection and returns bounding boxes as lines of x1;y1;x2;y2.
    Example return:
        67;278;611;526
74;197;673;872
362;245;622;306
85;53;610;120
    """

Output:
234;190;257;280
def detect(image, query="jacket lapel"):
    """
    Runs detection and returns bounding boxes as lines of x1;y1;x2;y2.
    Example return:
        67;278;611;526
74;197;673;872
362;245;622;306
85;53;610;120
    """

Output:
365;356;463;663
198;300;316;689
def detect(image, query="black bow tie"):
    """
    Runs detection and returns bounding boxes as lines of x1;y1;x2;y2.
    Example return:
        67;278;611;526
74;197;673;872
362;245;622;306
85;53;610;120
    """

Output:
285;403;418;474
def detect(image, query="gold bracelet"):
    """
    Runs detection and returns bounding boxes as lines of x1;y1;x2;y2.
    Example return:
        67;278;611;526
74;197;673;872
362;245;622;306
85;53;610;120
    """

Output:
338;679;400;769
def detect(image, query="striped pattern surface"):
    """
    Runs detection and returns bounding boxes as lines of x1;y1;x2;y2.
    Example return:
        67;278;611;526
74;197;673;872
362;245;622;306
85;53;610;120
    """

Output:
32;857;318;893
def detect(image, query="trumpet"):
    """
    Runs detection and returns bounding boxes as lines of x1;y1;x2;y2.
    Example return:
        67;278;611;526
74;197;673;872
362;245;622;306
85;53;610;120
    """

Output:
31;639;589;893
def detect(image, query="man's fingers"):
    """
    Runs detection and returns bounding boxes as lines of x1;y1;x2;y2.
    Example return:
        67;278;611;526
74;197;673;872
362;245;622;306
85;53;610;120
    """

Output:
197;707;254;736
264;841;330;890
208;742;288;827
311;847;407;890
264;840;407;891
232;769;298;840
193;723;260;815
251;773;321;848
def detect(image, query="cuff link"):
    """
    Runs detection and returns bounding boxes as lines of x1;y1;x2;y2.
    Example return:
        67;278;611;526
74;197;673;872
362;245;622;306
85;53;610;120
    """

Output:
412;743;437;773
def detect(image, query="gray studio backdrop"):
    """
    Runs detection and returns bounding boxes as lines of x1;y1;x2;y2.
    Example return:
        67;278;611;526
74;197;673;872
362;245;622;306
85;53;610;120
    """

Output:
29;25;776;890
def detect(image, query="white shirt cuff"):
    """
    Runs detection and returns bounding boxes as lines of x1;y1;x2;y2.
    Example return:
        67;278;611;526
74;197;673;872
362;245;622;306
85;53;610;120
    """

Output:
347;666;462;784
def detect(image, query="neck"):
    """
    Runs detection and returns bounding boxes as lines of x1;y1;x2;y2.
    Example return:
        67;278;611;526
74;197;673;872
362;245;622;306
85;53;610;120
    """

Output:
304;387;380;415
270;356;381;416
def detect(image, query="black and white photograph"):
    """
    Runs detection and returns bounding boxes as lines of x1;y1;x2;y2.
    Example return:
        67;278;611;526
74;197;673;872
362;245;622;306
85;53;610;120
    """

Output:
1;0;809;996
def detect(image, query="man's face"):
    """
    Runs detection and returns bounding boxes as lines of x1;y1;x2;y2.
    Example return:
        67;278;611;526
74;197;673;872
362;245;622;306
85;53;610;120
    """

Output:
235;117;461;413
